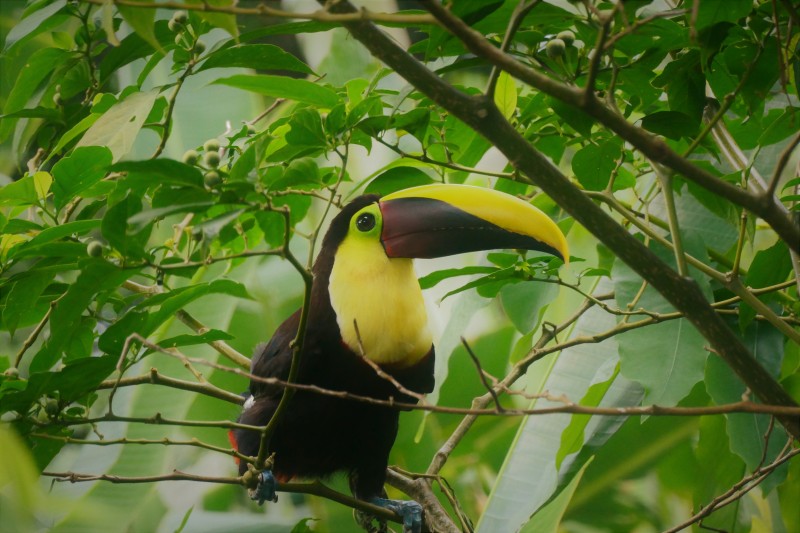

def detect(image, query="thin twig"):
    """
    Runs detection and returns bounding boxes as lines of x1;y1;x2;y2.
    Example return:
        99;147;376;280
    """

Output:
767;130;800;198
353;320;426;402
486;0;541;98
461;337;504;412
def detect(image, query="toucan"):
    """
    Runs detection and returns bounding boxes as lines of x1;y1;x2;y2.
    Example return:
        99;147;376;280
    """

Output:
231;184;568;532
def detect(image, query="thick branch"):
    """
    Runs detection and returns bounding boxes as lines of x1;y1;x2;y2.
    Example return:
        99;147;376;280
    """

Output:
41;471;403;524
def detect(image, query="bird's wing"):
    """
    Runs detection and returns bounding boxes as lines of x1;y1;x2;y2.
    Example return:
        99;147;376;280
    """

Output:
249;309;300;398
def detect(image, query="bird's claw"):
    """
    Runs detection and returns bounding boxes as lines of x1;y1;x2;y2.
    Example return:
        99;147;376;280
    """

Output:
248;470;278;505
370;497;423;533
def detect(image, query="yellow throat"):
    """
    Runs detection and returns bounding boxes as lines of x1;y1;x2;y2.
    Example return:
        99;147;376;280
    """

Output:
329;235;432;367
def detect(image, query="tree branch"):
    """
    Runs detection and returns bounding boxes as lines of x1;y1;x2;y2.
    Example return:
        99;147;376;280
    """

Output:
417;0;800;251
76;0;437;24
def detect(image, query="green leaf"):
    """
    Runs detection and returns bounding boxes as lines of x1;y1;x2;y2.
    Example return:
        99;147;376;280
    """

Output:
494;71;517;120
0;47;70;142
391;109;432;139
441;267;519;301
191;209;245;241
549;97;593;137
101;195;151;259
519;459;593;533
51;146;113;210
2;0;67;54
213;75;340;108
30;261;135;372
198;44;313;75
48;113;102;157
641;111;699;140
0;175;38;207
364;167;436;196
745;241;792;290
127;202;214;229
187;0;239;37
110;159;204;189
758;107;798;146
117;2;160;51
571;140;622;191
418;266;498;290
705;321;787;490
285;109;327;149
8;220;100;260
76;90;158;162
689;0;753;30
500;281;558;333
613;236;710;406
479;279;642;533
2;271;56;335
142;280;251;333
155;329;234;350
99;31;157;82
740;241;792;329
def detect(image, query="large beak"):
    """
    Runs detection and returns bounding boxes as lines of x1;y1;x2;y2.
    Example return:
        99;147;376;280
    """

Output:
379;184;569;262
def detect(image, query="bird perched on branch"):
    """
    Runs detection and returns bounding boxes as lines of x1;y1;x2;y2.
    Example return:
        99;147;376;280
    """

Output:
230;184;568;532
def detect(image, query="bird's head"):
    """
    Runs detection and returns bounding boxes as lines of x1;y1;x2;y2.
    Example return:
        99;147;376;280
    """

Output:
315;184;569;367
321;184;569;264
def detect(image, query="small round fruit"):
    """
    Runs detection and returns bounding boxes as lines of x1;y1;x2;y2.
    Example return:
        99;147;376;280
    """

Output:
86;240;104;257
246;124;257;135
193;40;206;54
204;151;221;168
168;18;179;32
557;30;575;47
546;38;566;59
3;367;19;378
182;149;199;165
203;138;220;152
204;171;222;188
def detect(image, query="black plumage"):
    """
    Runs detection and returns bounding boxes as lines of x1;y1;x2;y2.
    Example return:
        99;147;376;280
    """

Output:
232;195;435;500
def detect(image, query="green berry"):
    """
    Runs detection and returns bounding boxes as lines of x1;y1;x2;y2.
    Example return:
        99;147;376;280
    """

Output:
193;40;206;54
546;38;566;59
557;30;575;47
3;367;19;378
182;149;199;165
204;151;221;168
203;138;220;152
168;18;179;32
86;240;104;257
246;124;257;135
204;170;221;188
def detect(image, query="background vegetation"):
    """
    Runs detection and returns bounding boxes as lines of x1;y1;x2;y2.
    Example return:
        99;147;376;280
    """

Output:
1;0;798;532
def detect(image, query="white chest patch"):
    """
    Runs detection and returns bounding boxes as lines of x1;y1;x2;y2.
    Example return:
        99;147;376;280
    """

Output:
329;239;432;367
243;395;255;411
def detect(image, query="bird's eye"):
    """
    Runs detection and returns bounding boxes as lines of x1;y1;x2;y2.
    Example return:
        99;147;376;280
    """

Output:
356;213;376;232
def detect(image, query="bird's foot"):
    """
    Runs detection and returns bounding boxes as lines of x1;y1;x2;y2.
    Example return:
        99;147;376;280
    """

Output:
248;470;278;505
370;497;423;533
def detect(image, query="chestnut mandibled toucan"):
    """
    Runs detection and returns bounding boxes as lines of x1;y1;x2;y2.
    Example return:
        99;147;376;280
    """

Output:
231;184;568;532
